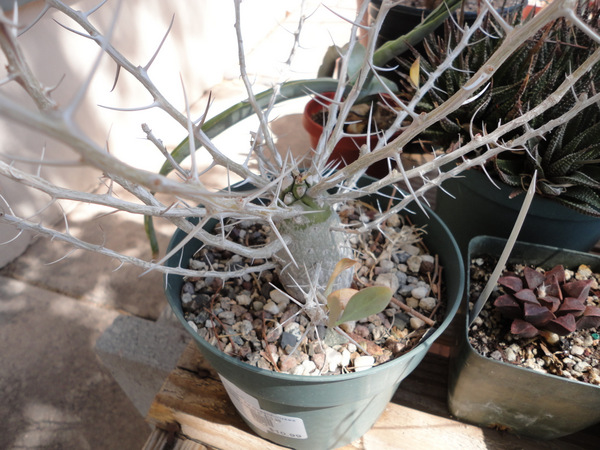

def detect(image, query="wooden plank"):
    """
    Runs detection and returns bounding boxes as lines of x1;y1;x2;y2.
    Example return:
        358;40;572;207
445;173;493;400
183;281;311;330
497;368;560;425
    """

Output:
143;428;210;450
147;366;284;449
146;342;600;450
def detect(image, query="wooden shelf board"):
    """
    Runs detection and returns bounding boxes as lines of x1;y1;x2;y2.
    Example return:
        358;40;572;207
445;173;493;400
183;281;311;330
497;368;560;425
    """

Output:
145;342;599;450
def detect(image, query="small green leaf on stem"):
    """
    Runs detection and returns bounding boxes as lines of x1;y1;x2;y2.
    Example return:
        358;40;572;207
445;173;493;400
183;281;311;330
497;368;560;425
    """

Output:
334;286;393;327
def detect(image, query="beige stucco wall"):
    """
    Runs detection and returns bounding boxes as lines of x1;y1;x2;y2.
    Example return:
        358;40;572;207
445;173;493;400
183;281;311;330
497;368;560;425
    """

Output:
0;0;292;267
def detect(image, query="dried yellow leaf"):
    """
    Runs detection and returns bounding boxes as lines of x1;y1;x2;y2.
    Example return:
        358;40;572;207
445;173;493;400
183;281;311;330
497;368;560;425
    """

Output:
410;56;420;88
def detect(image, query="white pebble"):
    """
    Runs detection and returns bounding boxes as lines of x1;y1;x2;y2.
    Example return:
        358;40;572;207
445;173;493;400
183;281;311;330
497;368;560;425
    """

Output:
229;254;242;263
407;255;422;273
354;355;375;372
218;311;236;324
252;301;264;311
339;320;356;334
574;361;591;372
292;365;306;376
576;264;593;280
187;320;198;332
402;244;421;256
410;317;425;329
379;260;396;272
270;289;290;305
571;345;585;356
386;214;401;227
406;297;419;309
326;348;343;372
302;360;317;375
422;254;435;264
284;322;302;338
505;347;517;362
263;300;280;315
411;286;430;299
490;350;503;361
341;349;351;367
375;273;399;293
189;259;207;270
236;294;252;306
419;297;437;312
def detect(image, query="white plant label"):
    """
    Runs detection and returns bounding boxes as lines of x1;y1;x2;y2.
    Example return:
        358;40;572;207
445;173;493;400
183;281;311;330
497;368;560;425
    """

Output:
220;375;308;440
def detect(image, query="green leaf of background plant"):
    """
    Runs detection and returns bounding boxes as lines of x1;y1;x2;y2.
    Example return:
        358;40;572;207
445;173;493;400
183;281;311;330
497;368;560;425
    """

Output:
494;157;526;187
548;145;600;177
317;45;341;78
334;286;392;326
554;171;600;190
347;43;367;82
560;186;600;217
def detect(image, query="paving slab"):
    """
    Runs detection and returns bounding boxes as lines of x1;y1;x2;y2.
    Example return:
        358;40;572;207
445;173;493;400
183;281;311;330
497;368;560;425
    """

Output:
0;276;150;449
0;207;172;320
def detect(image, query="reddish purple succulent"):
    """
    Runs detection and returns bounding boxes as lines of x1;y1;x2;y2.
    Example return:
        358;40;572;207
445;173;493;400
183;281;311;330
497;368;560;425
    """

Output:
494;265;600;339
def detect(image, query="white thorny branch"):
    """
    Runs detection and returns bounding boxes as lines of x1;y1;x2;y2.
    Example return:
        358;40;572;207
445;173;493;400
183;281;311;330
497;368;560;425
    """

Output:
0;0;597;278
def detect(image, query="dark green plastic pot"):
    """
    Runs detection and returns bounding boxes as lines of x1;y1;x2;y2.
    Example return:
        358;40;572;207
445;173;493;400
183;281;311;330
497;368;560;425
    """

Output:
368;1;518;53
368;1;464;50
164;179;463;449
435;169;600;256
448;236;600;439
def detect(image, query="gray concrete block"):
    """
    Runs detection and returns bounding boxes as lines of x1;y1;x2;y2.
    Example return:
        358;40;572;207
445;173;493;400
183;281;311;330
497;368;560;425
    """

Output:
0;276;150;449
95;315;191;418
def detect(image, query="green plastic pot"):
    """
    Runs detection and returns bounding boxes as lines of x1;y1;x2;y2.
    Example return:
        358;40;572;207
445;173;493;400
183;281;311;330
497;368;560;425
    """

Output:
448;236;600;439
435;168;600;256
368;0;471;50
368;1;521;46
164;178;463;449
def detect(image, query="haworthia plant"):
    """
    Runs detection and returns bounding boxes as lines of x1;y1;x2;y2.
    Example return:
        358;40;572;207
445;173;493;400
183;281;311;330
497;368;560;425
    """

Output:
398;1;600;215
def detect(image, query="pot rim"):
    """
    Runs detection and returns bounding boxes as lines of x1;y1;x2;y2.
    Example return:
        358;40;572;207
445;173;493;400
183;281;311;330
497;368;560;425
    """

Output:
460;169;600;223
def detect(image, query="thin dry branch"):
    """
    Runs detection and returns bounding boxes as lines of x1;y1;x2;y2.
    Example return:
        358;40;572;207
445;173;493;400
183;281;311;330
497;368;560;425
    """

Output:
0;0;598;289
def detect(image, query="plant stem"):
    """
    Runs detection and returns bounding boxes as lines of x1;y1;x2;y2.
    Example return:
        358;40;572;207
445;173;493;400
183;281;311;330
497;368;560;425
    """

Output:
469;170;538;325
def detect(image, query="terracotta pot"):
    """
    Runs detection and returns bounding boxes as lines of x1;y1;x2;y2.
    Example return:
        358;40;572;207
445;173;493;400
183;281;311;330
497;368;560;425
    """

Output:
302;92;400;178
522;4;544;18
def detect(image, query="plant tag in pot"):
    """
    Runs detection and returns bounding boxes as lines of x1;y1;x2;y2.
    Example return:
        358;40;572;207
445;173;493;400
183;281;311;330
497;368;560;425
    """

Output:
219;375;308;440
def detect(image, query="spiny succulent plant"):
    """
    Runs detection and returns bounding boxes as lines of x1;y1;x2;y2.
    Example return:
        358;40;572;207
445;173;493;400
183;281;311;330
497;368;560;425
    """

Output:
398;1;600;216
494;265;600;340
